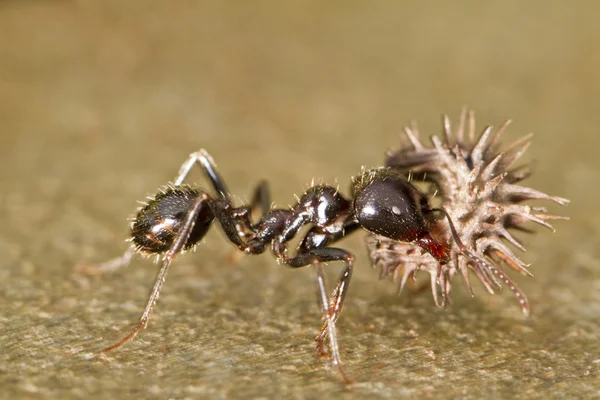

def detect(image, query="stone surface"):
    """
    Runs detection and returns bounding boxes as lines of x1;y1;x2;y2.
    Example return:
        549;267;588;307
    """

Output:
0;1;598;399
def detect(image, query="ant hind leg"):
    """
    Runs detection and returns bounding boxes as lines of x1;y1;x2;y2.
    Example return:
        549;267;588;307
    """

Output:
79;150;231;276
174;149;230;199
99;193;212;354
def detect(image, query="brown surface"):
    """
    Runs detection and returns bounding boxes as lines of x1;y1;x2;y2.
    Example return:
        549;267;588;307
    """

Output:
0;1;598;399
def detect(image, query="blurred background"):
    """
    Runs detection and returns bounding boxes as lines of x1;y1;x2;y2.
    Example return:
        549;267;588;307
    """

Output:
0;1;598;398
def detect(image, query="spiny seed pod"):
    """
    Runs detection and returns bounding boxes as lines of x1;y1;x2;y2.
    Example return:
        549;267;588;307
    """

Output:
366;109;569;315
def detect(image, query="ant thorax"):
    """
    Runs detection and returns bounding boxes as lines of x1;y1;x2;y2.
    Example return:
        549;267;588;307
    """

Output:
366;110;568;313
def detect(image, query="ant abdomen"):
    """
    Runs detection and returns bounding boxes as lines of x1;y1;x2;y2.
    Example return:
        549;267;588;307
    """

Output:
131;186;214;254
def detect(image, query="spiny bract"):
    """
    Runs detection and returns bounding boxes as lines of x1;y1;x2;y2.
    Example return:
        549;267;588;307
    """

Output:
366;109;569;315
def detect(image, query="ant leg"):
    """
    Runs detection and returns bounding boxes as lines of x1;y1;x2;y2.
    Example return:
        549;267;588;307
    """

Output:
250;180;270;215
285;247;354;382
76;246;135;275
312;254;353;358
237;180;271;233
293;223;360;355
81;150;229;275
205;180;274;254
315;262;353;384
174;149;230;200
313;264;352;357
226;180;270;262
228;180;271;232
175;153;270;252
99;193;211;354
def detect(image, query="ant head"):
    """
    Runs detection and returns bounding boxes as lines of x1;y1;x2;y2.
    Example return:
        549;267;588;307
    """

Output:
352;168;449;262
131;186;214;254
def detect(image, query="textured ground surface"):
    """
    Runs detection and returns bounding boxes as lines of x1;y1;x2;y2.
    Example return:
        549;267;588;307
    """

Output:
1;1;599;399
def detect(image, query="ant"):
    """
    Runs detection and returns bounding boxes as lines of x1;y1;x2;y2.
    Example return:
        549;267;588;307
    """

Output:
90;148;510;383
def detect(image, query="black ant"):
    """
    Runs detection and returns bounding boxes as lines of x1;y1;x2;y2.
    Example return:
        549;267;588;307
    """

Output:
90;148;503;383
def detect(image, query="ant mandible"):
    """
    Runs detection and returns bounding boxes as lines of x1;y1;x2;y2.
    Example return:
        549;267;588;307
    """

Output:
91;148;503;383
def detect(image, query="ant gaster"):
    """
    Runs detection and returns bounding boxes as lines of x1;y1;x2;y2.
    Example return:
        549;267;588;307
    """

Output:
93;149;483;383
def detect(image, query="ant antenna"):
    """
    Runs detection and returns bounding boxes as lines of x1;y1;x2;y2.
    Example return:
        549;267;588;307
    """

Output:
431;208;465;250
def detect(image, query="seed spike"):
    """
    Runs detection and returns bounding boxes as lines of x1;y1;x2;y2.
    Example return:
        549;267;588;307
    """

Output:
458;257;475;297
520;213;556;232
491;247;533;277
471;126;494;165
403;126;424;150
430;272;441;307
370;109;567;317
483;173;507;195
481;152;504;180
499;183;570;205
397;267;414;295
487;119;512;156
453;145;470;170
471;264;497;295
456;106;468;144
468;160;484;185
467;110;476;144
431;136;456;169
443;114;452;144
501;141;532;171
497;227;527;252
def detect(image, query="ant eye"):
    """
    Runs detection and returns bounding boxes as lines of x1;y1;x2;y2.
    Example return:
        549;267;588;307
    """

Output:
353;169;430;242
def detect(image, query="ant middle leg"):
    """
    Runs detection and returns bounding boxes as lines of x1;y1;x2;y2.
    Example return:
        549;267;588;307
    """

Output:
250;180;271;216
227;180;271;232
226;180;271;262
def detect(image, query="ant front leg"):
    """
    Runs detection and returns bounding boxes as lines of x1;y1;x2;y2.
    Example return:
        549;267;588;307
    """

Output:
314;262;353;385
295;222;361;356
284;245;354;382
